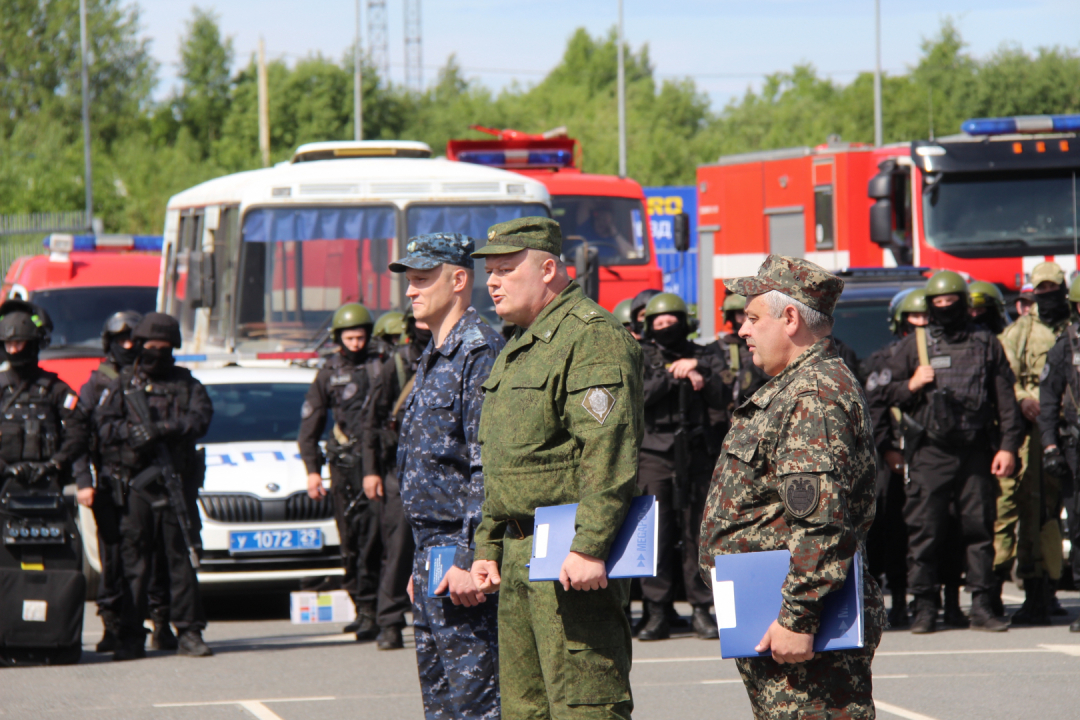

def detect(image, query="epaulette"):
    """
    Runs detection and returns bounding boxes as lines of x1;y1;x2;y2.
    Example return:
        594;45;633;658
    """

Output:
460;322;485;350
568;301;607;324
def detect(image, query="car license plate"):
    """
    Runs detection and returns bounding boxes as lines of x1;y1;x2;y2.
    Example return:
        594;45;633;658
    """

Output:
229;528;322;554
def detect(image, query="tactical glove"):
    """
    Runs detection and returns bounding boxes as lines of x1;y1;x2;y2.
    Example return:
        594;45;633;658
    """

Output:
5;462;34;481
1044;447;1068;479
153;420;181;438
129;423;158;449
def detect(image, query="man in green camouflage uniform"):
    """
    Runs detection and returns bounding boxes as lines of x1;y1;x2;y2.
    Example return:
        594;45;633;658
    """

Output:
997;261;1069;624
699;255;885;720
470;217;644;720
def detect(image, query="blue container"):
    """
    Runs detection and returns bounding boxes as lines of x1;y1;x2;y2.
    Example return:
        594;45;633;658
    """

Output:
644;186;698;306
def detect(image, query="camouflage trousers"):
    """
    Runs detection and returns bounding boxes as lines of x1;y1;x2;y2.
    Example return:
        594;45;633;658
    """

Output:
994;432;1063;580
498;535;633;720
412;550;500;720
735;594;885;720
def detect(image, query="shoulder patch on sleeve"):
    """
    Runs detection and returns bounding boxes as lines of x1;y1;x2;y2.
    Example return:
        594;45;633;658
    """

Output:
63;393;78;410
582;386;617;424
782;473;820;518
1040;363;1051;382
301;400;313;419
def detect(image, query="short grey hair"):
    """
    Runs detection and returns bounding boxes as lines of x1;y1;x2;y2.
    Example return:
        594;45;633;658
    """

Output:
758;290;834;337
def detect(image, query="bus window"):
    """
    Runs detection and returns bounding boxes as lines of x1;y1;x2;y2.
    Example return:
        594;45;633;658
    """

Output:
235;205;397;349
208;205;240;347
550;196;649;265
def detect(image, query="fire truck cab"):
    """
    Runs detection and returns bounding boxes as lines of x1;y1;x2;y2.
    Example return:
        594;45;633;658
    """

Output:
1;234;163;391
448;127;670;309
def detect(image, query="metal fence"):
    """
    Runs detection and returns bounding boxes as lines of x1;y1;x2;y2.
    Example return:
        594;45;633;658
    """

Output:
0;237;47;281
0;211;90;237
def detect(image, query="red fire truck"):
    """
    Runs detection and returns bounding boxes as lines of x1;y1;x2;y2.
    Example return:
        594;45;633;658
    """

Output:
1;234;163;391
447;127;672;309
694;114;1080;338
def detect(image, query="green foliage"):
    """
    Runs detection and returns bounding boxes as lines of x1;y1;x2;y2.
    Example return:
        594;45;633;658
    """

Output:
3;9;1080;237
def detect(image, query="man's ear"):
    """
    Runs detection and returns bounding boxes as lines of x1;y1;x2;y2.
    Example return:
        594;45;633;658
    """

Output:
783;305;801;337
451;267;469;293
541;257;558;284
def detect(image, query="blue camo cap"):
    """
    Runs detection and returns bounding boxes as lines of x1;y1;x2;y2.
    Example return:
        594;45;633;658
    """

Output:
389;232;476;272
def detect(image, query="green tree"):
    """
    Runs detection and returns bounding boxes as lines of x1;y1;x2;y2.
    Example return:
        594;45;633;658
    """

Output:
173;7;234;156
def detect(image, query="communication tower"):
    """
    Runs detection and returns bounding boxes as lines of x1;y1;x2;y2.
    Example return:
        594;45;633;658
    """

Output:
367;0;389;81
404;0;422;90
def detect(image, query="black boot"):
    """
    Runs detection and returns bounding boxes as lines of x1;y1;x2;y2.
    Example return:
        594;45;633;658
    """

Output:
667;603;691;630
150;607;178;651
970;592;1009;632
376;625;404;650
991;566;1011;617
1011;575;1051;626
350;605;379;641
638;602;670;641
910;595;937;634
1050;590;1068;617
887;591;909;629
177;629;214;656
942;585;969;628
96;609;120;653
113;636;147;661
691;605;719;640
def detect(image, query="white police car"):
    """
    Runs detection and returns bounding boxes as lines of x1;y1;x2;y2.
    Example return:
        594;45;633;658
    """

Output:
79;366;341;593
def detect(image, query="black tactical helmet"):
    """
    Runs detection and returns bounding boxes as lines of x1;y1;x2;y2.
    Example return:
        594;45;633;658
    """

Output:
132;312;182;348
0;299;51;348
630;289;663;322
101;311;143;353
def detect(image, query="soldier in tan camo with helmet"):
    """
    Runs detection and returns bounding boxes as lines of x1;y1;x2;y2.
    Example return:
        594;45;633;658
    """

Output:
699;255;885;720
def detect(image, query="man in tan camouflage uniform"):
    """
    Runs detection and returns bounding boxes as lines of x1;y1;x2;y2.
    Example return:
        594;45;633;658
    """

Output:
699;255;885;720
470;217;644;720
997;261;1069;624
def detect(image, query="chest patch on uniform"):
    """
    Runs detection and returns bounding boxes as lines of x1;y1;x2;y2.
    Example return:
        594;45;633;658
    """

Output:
930;355;952;369
330;375;351;386
582;386;616;425
300;400;313;419
782;474;820;518
1072;352;1080;367
342;383;358;401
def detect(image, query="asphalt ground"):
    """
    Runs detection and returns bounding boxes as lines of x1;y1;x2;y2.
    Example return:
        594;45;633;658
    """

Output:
4;585;1079;720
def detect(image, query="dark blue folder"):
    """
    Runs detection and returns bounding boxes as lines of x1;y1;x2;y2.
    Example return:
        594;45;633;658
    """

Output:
426;545;457;598
528;495;658;582
711;549;864;659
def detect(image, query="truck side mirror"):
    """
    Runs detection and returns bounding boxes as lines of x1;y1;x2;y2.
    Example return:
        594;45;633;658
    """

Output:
672;212;691;253
869;200;893;247
574;244;600;303
867;172;892;200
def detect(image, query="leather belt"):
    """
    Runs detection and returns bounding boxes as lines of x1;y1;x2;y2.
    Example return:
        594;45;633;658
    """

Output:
504;518;534;540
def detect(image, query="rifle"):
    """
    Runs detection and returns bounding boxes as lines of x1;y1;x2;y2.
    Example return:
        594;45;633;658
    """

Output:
896;410;926;467
672;379;693;512
329;423;367;517
124;385;201;569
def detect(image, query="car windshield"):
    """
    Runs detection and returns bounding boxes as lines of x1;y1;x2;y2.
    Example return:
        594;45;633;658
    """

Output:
406;202;549;323
831;300;894;360
923;169;1080;257
551;196;649;265
201;382;311;444
29;286;159;348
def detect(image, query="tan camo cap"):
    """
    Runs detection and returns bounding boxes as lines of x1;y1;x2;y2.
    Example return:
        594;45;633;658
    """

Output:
1030;261;1065;287
723;255;845;317
471;216;562;257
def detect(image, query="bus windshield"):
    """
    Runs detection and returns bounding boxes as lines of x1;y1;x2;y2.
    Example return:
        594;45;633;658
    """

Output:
923;169;1080;258
551;196;649;265
406;202;548;322
30;286;159;348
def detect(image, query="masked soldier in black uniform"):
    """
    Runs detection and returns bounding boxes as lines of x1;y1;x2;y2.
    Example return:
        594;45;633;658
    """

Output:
299;302;388;642
94;312;213;659
75;312;177;654
1037;275;1080;633
880;271;1023;634
358;308;427;650
636;293;727;641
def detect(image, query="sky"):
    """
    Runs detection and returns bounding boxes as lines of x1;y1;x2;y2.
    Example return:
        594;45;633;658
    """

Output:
137;0;1080;110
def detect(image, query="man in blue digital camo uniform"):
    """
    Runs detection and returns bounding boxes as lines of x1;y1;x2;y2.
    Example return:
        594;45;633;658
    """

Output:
471;217;644;720
391;233;505;719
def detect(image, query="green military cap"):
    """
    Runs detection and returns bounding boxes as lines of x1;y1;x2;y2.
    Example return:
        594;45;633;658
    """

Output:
471;216;562;258
723;255;844;317
1031;261;1065;287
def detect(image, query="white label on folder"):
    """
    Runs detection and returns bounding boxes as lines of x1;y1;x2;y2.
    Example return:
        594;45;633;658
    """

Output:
22;600;47;622
713;578;736;629
535;523;550;558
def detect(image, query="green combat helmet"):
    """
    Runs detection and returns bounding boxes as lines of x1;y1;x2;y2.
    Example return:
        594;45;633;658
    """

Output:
969;281;1005;312
331;303;373;335
1070;275;1080;303
924;270;968;299
613;299;633;327
888;288;928;335
373;311;405;339
888;288;914;335
643;292;688;320
722;293;746;325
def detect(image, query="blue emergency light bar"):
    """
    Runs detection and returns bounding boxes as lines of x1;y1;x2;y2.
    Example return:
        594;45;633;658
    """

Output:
456;149;573;168
962;114;1080;136
43;234;164;251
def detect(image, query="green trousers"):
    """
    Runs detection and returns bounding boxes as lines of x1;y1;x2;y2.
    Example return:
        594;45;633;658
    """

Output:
498;535;633;720
994;432;1062;580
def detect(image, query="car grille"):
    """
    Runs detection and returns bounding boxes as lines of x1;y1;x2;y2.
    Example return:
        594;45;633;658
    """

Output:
199;493;334;523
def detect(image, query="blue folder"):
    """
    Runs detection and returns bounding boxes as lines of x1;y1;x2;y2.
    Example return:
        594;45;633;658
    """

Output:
528;495;658;582
426;545;458;598
711;549;864;659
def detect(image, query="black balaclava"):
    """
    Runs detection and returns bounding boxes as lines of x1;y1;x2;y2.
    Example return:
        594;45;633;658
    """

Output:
140;346;175;377
108;333;139;368
929;298;969;333
971;308;1005;335
1035;286;1070;325
8;339;39;373
648;317;687;351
